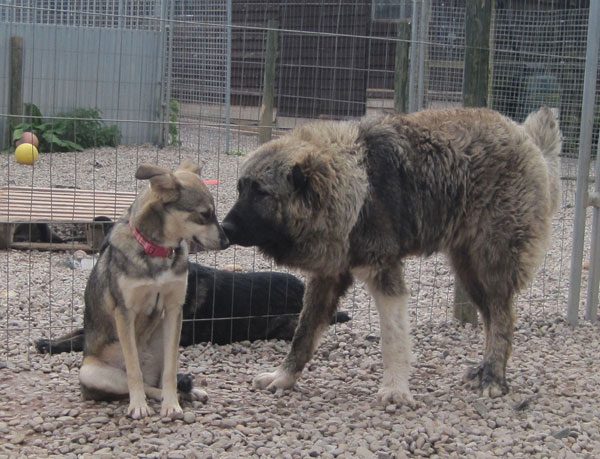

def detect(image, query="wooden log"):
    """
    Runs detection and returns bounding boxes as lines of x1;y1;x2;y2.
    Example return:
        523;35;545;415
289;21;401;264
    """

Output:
8;36;24;148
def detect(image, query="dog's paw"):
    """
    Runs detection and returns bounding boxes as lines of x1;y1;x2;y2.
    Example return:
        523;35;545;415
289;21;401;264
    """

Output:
127;401;153;419
377;385;415;408
35;338;51;354
463;364;509;398
253;367;296;392
161;401;183;418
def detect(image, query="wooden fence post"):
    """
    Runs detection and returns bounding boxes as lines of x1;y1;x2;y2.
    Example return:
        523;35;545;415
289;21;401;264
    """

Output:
454;0;493;325
259;20;279;144
8;36;24;148
394;21;411;114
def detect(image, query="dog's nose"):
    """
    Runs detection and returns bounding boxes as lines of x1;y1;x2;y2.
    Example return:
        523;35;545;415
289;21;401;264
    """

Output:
221;221;236;242
220;235;230;250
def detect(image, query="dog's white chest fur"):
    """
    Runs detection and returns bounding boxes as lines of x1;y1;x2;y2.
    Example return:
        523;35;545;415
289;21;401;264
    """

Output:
118;270;188;317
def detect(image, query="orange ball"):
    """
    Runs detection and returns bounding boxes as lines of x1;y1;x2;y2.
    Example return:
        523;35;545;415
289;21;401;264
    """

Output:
16;131;39;148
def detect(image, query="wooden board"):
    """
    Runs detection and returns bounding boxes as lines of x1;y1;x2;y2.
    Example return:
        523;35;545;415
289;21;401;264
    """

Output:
0;186;137;224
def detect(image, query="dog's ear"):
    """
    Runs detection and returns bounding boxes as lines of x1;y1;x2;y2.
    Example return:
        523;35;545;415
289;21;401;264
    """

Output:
135;164;171;180
291;163;307;191
135;164;181;202
288;156;328;209
178;159;203;177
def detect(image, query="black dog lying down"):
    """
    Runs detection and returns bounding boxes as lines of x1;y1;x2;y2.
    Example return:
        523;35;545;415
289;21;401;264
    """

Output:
36;262;350;354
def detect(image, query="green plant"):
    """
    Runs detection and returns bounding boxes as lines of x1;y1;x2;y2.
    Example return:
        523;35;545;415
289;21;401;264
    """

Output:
169;100;182;146
12;103;120;153
227;150;245;157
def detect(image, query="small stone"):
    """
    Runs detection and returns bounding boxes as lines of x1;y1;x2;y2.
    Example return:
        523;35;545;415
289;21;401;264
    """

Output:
183;412;196;424
472;400;489;417
553;428;578;439
88;416;109;424
356;446;375;458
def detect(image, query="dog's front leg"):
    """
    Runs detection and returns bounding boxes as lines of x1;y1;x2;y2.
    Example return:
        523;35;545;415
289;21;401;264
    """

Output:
160;305;183;417
253;272;352;393
365;267;415;407
114;308;152;419
371;290;414;407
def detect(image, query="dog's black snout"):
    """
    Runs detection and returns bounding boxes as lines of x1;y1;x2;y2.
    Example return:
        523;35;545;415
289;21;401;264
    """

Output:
221;220;236;242
220;234;230;250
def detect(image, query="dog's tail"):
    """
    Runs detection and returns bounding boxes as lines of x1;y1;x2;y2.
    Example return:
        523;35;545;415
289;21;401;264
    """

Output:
522;106;562;214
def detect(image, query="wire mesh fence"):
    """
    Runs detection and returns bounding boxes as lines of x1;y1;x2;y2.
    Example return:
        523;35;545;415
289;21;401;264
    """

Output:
0;0;599;363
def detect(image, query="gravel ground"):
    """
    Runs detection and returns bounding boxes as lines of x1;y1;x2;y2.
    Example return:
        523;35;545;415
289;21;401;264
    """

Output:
1;123;599;458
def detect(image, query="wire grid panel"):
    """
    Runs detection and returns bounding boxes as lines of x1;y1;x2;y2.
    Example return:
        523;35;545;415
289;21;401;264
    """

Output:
491;7;598;158
426;3;465;107
0;0;162;29
170;0;229;119
0;1;165;147
0;1;597;362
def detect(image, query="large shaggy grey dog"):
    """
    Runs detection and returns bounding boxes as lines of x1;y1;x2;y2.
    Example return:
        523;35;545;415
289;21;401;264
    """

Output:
222;107;561;405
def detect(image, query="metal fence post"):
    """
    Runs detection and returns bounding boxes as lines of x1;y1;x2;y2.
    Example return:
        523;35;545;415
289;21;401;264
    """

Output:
225;0;232;153
159;0;169;147
408;0;419;113
566;0;600;326
586;135;600;323
416;0;429;111
259;20;278;145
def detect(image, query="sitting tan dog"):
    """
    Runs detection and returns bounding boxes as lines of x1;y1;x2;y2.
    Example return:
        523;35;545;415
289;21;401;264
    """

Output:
79;161;229;418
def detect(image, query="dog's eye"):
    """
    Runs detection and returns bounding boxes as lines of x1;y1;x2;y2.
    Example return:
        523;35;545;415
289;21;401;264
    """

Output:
201;209;213;220
251;181;268;196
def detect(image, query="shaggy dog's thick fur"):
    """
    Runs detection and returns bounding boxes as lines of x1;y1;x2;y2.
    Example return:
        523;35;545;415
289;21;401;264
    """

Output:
222;107;561;405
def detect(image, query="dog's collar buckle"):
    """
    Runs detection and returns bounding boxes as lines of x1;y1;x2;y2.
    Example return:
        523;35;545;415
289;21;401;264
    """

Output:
129;222;175;258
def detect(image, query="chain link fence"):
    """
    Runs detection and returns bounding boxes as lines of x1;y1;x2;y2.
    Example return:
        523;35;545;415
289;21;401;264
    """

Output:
1;1;599;364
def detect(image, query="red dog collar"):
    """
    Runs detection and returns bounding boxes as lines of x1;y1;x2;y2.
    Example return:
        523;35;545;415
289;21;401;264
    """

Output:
129;222;174;258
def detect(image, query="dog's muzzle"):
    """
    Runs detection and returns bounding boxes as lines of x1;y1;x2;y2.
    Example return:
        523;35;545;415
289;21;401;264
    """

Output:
221;220;243;246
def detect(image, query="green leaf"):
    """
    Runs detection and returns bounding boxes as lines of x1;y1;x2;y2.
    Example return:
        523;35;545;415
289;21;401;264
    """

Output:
12;127;24;142
43;132;63;145
62;140;84;151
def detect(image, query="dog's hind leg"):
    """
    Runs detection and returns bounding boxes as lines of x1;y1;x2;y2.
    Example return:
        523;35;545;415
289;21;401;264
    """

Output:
36;328;85;354
253;272;353;393
363;264;415;407
80;355;165;403
452;250;515;397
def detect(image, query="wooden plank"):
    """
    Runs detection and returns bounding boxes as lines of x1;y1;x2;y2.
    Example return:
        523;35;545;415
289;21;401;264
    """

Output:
10;241;91;252
0;186;135;223
0;197;135;206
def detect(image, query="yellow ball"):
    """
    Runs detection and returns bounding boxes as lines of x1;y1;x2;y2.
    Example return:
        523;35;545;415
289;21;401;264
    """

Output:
15;143;39;165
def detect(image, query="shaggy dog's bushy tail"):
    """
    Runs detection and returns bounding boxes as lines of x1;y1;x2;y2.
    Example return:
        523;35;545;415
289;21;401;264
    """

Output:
523;107;562;214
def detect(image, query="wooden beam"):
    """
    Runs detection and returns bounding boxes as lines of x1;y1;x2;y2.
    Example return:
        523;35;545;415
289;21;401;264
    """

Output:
463;0;492;108
8;36;24;148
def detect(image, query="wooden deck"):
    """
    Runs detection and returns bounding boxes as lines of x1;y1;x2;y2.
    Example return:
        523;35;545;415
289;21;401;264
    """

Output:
0;186;137;251
0;186;137;224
